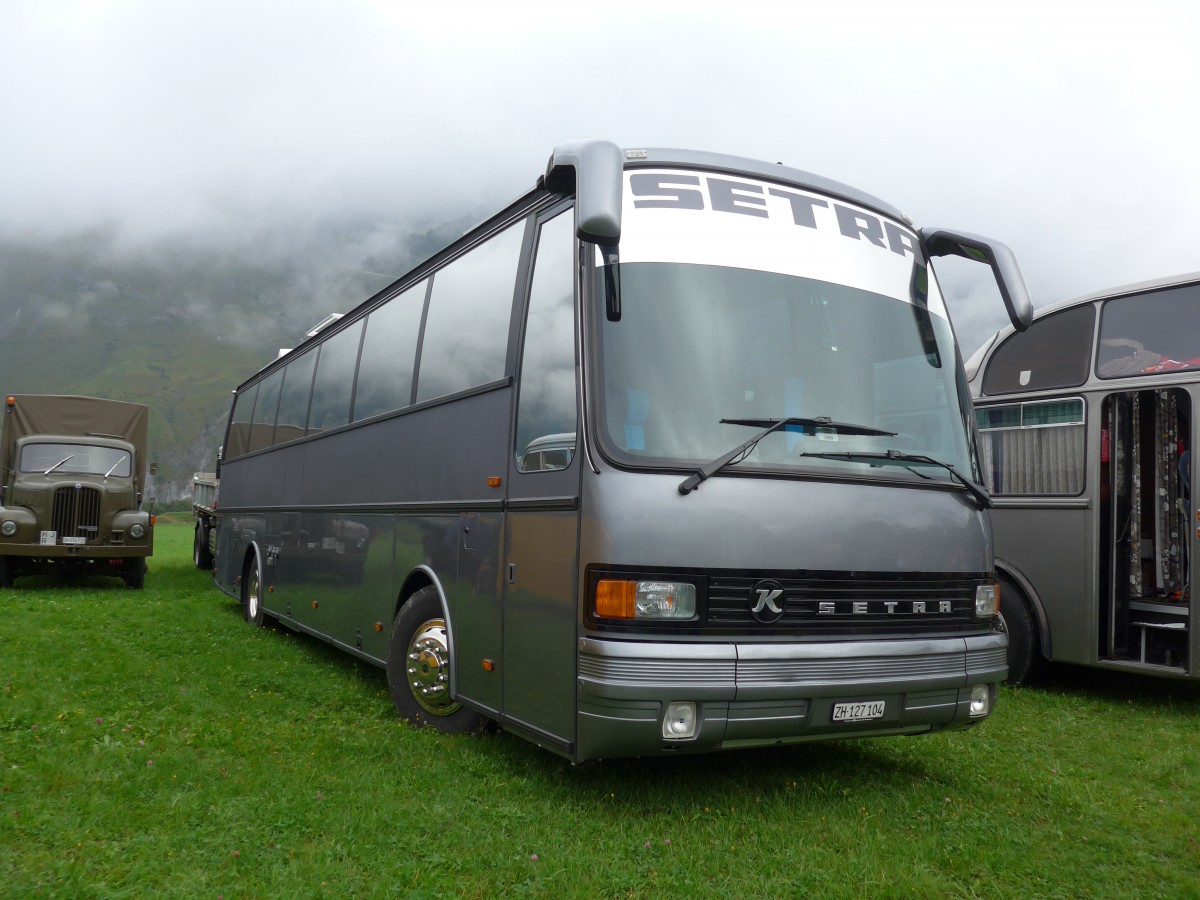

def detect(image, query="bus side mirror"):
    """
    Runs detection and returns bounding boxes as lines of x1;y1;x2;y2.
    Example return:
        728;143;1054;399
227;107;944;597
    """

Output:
921;228;1033;333
545;139;623;245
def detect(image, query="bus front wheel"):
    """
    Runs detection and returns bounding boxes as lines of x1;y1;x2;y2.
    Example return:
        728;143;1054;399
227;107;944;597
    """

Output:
387;586;484;734
999;573;1042;685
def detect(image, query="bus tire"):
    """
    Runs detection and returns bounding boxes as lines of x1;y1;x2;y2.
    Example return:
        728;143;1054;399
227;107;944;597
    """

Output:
194;521;214;570
999;573;1042;685
387;586;484;734
242;551;265;627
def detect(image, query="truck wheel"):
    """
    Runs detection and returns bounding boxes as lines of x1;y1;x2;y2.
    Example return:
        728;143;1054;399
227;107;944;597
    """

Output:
386;586;484;733
0;557;12;589
122;558;147;590
999;573;1042;685
194;521;214;570
242;551;265;627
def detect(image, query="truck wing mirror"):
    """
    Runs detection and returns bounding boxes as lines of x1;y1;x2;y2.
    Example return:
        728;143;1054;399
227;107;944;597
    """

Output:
921;228;1033;332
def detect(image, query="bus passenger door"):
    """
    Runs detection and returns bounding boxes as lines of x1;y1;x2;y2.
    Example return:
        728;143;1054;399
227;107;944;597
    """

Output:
501;205;580;751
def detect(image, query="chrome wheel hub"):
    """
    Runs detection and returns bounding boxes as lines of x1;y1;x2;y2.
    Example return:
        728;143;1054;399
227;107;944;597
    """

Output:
407;618;459;716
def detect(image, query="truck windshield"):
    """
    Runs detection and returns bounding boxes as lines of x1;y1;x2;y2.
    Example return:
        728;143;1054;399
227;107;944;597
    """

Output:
19;443;132;478
593;168;980;488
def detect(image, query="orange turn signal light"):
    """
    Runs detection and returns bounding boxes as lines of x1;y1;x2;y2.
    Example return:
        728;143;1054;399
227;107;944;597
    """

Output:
595;579;637;619
486;476;502;488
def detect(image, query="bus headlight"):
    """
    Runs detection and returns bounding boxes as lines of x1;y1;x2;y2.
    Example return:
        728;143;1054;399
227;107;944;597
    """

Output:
595;580;696;620
662;701;698;740
975;584;999;618
1;520;16;537
129;523;145;539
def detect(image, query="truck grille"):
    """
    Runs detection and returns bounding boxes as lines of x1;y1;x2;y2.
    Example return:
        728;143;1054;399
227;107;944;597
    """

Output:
51;486;102;543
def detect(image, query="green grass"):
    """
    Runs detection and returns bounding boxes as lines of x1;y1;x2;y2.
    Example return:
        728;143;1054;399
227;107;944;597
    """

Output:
2;525;1199;897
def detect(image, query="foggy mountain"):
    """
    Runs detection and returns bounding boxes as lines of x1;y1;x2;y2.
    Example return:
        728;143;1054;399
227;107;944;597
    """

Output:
0;218;466;502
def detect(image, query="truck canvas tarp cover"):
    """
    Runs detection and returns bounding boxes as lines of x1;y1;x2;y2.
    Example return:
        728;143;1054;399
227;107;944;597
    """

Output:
3;395;149;477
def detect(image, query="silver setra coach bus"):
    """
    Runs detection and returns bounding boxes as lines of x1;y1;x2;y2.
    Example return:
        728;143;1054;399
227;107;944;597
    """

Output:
205;140;1032;762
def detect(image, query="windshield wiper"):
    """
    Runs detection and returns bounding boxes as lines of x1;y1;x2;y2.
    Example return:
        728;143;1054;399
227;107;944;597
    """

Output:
678;416;895;495
44;455;74;475
104;459;124;477
798;449;992;508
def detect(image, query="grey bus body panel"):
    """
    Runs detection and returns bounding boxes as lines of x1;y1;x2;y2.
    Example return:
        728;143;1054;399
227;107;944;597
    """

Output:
209;141;1015;761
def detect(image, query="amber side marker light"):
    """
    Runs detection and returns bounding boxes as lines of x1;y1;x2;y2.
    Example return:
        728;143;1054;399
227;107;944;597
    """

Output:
486;476;502;488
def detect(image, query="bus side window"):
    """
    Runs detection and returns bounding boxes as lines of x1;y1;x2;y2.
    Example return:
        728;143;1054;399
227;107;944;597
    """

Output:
515;210;577;473
275;348;317;445
225;383;258;459
247;368;284;453
416;222;525;404
353;280;426;421
307;320;364;434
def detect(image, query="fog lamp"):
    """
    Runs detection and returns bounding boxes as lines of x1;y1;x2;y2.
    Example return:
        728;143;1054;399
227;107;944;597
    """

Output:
662;701;698;740
975;584;998;618
129;523;145;539
1;520;16;537
969;684;991;718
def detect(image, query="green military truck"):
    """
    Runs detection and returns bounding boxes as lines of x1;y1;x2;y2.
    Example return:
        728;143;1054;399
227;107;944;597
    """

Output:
0;394;154;588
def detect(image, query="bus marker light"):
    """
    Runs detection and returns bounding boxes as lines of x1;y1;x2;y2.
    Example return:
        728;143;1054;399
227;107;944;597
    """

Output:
268;586;274;593
487;476;502;488
482;658;495;672
663;701;697;739
312;600;319;608
375;622;384;632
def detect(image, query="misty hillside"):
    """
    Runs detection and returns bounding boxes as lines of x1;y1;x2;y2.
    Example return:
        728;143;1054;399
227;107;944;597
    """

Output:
0;219;465;501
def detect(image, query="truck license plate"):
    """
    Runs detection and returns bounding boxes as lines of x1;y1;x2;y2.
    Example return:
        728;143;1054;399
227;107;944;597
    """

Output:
831;700;886;723
62;537;87;545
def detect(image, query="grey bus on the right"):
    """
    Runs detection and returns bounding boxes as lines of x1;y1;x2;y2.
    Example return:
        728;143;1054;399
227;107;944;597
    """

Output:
968;272;1198;683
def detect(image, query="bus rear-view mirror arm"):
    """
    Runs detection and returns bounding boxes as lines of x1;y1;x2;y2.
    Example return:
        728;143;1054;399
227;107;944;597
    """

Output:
921;228;1033;333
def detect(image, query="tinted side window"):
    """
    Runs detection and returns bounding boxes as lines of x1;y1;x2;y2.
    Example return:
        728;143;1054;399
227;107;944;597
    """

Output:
1097;282;1200;378
247;368;284;453
307;321;364;434
353;280;427;421
415;222;525;404
275;349;317;445
981;305;1096;395
225;383;258;459
515;210;576;472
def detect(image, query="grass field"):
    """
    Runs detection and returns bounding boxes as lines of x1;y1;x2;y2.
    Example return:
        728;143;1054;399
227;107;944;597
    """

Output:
2;524;1199;898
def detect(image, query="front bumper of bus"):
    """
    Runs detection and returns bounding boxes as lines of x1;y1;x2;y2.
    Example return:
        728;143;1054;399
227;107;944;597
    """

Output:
575;632;1006;758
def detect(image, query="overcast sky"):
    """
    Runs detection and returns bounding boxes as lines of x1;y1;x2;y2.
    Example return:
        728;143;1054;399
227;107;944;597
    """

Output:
3;0;1198;354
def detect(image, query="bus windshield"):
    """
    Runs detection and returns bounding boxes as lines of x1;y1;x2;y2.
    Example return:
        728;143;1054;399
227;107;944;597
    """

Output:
595;170;978;486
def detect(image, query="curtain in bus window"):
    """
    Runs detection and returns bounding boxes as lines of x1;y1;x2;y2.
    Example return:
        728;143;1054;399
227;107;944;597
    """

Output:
515;211;576;472
247;368;284;453
977;400;1084;495
307;321;364;434
415;222;525;404
275;348;317;445
225;383;258;459
352;280;426;422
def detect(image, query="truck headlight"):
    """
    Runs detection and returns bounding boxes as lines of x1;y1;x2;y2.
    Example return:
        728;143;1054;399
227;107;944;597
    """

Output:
975;584;999;618
1;520;16;537
129;523;145;539
595;580;696;620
